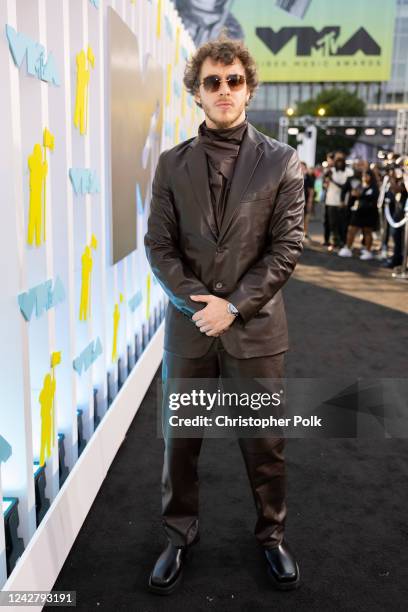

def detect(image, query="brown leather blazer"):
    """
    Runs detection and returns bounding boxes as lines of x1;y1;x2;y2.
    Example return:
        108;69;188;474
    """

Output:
144;122;304;358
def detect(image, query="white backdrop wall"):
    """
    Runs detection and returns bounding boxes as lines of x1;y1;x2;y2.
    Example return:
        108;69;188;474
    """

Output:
0;0;201;591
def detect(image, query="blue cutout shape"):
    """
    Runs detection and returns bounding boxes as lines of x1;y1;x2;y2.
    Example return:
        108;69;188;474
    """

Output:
89;0;99;7
173;82;181;98
73;338;103;375
181;46;188;61
69;168;100;195
82;343;94;371
18;289;36;321
136;183;143;215
129;291;143;312
41;52;60;86
164;16;173;39
164;121;173;139
6;25;60;86
36;279;52;317
69;168;83;194
5;25;31;67
18;277;66;321
93;336;103;359
26;41;45;77
0;435;12;464
73;355;83;375
52;276;66;307
88;171;100;194
180;129;187;142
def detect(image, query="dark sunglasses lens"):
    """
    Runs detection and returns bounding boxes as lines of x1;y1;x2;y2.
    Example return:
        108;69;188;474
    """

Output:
227;74;245;89
203;75;221;92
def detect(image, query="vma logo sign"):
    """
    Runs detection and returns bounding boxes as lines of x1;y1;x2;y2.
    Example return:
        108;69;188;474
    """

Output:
256;27;381;56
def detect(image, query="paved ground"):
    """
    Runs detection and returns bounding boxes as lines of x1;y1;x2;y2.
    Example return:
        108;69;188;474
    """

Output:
301;212;407;314
51;215;408;611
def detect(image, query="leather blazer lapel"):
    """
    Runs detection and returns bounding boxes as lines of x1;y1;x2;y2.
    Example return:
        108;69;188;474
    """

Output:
218;124;264;243
186;142;218;241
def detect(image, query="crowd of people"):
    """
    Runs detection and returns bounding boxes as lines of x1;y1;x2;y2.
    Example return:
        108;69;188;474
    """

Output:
301;152;408;269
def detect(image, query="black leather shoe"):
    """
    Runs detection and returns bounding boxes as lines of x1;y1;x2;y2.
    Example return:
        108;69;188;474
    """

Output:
148;536;199;595
264;541;300;590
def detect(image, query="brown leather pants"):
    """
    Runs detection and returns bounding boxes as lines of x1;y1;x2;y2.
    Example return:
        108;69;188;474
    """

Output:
161;339;286;550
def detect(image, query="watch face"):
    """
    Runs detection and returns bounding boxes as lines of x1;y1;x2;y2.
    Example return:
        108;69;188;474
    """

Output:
228;303;238;315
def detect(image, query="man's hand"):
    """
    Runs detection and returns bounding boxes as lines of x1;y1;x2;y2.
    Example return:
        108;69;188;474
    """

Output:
190;295;236;336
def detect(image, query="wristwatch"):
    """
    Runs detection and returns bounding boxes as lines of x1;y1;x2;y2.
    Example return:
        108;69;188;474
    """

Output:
227;302;239;317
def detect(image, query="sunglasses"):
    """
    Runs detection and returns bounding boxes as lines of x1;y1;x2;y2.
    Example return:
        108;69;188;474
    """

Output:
199;73;246;93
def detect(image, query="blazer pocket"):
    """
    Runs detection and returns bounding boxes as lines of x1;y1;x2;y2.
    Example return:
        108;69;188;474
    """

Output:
240;189;276;203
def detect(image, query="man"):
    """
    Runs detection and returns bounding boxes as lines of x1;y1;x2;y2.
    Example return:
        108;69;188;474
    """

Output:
321;151;335;246
324;153;351;249
301;161;315;242
144;35;304;595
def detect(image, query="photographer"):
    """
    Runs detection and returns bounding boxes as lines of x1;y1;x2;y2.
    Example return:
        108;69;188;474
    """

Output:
324;153;351;249
338;169;379;260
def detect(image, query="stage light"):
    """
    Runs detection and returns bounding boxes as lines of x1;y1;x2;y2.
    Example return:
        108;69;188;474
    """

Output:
286;107;295;116
288;127;299;135
382;128;393;136
345;128;356;135
365;128;376;136
317;107;326;116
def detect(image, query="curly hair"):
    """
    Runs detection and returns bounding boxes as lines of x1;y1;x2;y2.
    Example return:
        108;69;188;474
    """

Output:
183;32;259;108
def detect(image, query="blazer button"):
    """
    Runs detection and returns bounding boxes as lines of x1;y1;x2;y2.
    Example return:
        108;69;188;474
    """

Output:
215;282;223;289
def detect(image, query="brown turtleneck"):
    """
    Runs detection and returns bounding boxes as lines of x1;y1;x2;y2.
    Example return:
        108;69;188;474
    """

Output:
197;117;248;235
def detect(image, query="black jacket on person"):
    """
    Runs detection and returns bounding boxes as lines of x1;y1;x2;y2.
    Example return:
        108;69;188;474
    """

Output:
144;122;305;359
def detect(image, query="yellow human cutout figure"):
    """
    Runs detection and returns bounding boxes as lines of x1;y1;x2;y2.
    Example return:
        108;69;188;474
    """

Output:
166;64;172;106
156;0;162;38
79;234;98;321
39;372;56;466
146;273;151;321
111;293;124;362
175;27;180;65
74;46;95;135
27;144;48;246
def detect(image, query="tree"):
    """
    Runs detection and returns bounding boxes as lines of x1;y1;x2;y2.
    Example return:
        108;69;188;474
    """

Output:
291;88;366;163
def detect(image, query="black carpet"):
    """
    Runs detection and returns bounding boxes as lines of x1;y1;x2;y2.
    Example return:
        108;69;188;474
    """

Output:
52;248;408;611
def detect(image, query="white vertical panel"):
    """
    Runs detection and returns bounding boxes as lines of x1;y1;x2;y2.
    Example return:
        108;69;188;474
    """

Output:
1;0;37;552
38;0;59;502
70;0;88;420
0;473;5;586
106;0;120;402
91;0;109;418
59;0;79;470
1;0;202;587
81;0;95;445
16;0;50;493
